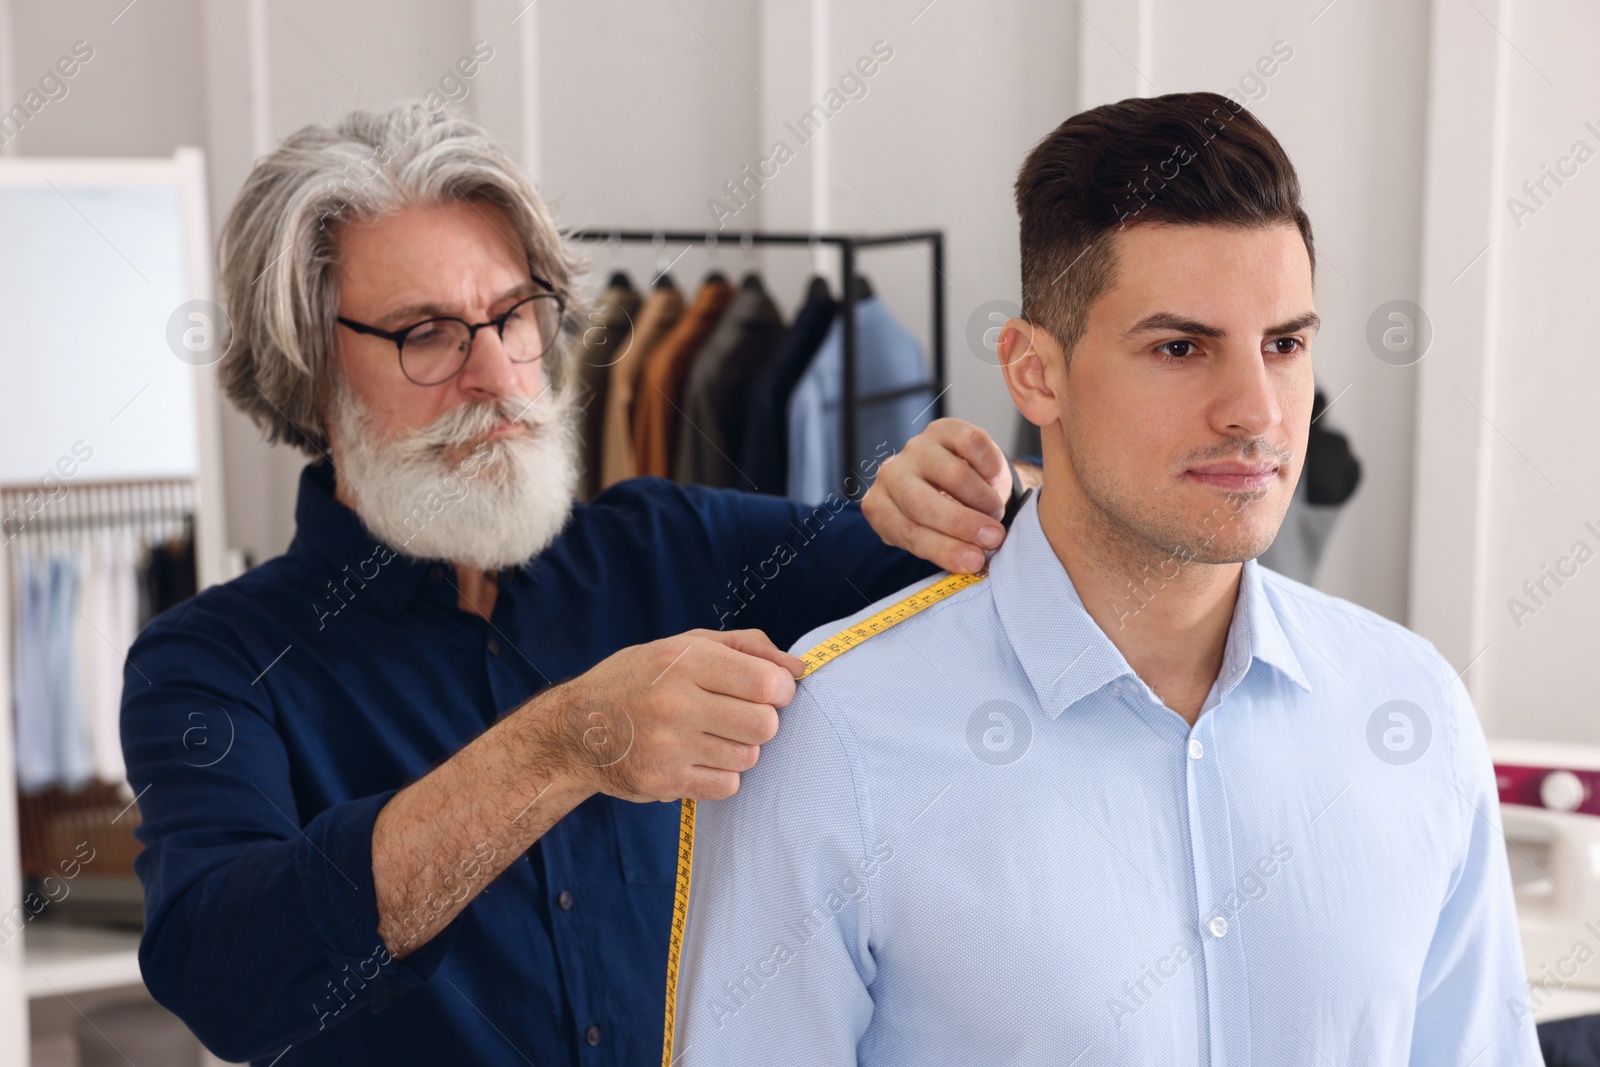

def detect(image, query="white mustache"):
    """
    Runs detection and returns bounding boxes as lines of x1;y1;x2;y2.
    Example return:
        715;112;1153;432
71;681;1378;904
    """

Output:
406;386;566;454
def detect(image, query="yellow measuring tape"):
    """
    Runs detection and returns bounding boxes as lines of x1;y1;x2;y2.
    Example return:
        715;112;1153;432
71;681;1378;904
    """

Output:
660;568;987;1066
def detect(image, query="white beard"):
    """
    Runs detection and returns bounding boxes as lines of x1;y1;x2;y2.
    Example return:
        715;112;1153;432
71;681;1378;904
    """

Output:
330;378;580;571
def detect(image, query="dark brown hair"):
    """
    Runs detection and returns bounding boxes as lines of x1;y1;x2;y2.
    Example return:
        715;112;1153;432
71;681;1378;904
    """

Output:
1014;91;1314;361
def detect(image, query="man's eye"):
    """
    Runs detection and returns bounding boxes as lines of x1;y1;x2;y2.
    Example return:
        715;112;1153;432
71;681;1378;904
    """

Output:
1268;337;1304;355
1155;340;1197;360
406;322;454;350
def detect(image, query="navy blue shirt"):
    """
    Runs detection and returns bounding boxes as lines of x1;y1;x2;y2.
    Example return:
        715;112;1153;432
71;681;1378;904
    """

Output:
122;462;934;1066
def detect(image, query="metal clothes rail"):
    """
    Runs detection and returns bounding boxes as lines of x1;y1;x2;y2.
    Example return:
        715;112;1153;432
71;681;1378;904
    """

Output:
567;228;946;491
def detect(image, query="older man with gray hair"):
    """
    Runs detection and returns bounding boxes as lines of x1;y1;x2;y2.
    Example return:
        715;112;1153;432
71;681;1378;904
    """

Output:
120;102;1036;1065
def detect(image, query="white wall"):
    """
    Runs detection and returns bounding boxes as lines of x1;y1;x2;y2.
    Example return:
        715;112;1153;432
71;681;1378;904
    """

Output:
1410;0;1600;741
1482;5;1600;741
3;0;205;157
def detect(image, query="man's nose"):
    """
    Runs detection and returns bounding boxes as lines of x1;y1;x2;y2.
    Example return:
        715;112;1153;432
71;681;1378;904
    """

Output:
454;325;535;400
1211;347;1283;440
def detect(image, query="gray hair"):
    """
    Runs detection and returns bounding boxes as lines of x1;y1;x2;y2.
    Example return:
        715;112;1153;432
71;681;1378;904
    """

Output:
217;103;579;456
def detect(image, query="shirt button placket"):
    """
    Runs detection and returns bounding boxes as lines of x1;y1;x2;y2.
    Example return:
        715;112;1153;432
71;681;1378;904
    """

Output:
1186;717;1251;1066
482;625;527;718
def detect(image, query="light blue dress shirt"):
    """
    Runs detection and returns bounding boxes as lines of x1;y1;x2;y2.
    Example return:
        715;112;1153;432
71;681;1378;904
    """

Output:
51;552;93;790
786;294;933;505
14;550;94;793
14;549;54;792
677;492;1541;1066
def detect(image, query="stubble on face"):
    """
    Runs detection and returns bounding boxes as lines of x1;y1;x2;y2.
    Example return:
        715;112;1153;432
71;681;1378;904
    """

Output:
1064;424;1297;574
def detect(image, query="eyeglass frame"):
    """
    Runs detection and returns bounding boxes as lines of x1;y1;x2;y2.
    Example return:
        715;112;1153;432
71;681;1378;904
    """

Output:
335;274;567;386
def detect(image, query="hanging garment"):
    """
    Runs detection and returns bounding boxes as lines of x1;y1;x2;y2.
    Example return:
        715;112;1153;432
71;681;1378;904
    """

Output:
14;548;54;793
1300;389;1362;507
74;540;109;781
574;275;642;502
49;552;93;791
600;280;685;489
81;535;135;783
786;291;933;504
632;275;735;479
739;277;837;495
138;528;197;629
673;274;786;488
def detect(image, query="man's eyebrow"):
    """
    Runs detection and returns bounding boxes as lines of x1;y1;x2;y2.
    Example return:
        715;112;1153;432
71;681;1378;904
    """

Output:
1123;310;1322;340
377;281;539;328
1125;312;1225;339
1264;311;1321;335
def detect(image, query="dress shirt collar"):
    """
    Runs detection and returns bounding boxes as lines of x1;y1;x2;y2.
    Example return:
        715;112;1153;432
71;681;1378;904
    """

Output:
988;491;1311;720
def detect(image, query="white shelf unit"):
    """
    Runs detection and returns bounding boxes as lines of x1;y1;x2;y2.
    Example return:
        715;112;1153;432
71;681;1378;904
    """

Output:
0;149;227;1066
22;925;144;999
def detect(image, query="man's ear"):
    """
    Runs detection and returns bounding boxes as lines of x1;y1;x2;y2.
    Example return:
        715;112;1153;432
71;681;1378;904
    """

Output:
998;317;1063;429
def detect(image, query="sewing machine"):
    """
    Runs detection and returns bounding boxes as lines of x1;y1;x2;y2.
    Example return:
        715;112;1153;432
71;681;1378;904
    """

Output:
1493;739;1600;1023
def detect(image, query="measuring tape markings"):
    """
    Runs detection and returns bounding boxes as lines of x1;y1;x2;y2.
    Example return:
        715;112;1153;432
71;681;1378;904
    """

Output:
660;568;988;1066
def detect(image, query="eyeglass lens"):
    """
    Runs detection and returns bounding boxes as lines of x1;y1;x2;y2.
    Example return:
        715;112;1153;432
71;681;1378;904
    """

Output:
400;295;562;385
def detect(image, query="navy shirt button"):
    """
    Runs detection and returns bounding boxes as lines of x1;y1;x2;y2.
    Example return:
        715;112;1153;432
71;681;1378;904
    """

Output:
585;1024;602;1046
428;564;444;583
557;890;573;910
487;638;501;656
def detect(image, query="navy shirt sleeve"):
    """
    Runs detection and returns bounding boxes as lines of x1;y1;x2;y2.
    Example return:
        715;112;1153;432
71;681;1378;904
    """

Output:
122;597;461;1063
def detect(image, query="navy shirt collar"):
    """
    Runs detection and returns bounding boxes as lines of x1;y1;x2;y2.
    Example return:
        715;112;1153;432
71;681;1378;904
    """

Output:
289;461;458;617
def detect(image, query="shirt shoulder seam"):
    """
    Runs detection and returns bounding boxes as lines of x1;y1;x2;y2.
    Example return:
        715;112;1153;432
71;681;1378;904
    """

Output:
791;679;884;947
1260;572;1440;655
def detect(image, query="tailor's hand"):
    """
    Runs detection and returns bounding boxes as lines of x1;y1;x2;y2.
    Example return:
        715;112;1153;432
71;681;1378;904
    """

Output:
863;417;1018;574
539;629;803;803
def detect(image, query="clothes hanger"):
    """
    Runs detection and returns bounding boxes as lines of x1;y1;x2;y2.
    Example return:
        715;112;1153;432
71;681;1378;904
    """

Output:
804;234;832;302
606;231;633;291
652;232;677;289
703;232;728;285
738;232;761;289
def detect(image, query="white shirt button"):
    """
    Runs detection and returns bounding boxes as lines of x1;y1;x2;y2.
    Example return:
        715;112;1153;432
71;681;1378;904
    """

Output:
1209;916;1229;938
1188;738;1204;760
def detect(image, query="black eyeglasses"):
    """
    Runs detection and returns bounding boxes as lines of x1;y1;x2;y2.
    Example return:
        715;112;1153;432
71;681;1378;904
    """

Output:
336;277;566;386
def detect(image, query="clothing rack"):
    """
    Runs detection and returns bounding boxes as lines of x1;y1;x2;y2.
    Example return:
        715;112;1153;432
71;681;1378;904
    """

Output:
2;479;195;553
568;228;946;491
3;478;198;882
